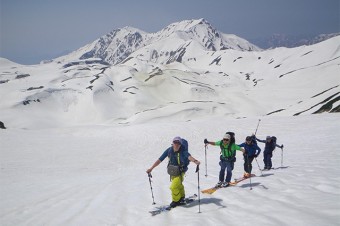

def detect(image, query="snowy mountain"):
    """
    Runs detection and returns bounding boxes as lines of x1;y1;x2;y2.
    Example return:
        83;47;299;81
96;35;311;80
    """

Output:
1;19;340;226
0;19;339;129
55;19;260;65
250;32;340;49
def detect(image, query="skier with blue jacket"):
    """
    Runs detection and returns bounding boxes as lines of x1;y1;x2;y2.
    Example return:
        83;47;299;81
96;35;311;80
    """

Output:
239;136;261;177
146;137;200;208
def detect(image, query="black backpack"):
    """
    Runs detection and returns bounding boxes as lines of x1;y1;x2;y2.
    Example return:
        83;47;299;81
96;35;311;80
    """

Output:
226;131;235;144
251;135;257;145
271;136;277;143
271;136;277;149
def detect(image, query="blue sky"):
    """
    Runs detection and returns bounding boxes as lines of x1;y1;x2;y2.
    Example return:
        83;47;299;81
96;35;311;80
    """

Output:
1;0;339;64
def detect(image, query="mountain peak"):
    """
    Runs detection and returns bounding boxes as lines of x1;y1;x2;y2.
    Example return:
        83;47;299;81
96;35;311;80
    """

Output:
56;19;260;65
157;18;212;34
119;26;147;34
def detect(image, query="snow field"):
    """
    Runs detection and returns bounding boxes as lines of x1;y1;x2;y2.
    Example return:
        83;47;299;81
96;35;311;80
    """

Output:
1;114;339;225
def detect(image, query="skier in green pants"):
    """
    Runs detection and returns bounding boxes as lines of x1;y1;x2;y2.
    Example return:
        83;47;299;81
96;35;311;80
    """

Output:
146;136;200;208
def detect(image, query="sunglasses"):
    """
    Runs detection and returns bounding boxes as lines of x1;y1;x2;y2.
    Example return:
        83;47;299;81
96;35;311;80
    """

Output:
223;139;229;141
173;141;181;145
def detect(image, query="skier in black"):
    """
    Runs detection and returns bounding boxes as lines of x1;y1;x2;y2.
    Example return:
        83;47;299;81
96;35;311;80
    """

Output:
255;136;283;170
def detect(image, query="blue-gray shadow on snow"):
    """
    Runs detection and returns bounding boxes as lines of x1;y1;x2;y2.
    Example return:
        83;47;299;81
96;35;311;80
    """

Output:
260;173;274;177
182;197;226;209
240;182;269;190
274;166;290;169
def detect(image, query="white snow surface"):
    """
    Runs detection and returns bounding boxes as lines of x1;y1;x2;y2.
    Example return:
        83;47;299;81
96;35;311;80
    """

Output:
0;36;339;129
0;24;340;225
1;114;340;225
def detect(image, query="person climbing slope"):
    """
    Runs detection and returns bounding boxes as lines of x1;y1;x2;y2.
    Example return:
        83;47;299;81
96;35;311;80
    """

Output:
146;136;200;208
239;136;261;177
204;133;245;187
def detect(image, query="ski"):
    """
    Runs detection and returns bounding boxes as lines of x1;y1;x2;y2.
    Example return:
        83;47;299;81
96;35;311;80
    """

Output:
149;194;197;216
201;182;238;194
262;166;289;171
201;186;226;194
231;174;256;185
201;174;256;195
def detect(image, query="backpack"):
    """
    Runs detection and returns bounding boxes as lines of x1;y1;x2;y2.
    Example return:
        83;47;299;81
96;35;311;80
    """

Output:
271;136;277;149
181;138;190;167
226;132;235;144
167;138;190;170
251;135;257;145
271;136;277;144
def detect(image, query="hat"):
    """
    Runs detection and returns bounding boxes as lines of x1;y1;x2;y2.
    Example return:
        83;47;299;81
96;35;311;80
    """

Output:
223;134;231;140
266;136;271;139
173;136;182;144
246;136;252;141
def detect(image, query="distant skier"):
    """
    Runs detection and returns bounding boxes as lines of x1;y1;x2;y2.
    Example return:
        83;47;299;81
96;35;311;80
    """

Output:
204;133;245;187
146;136;200;208
255;135;283;170
239;136;261;177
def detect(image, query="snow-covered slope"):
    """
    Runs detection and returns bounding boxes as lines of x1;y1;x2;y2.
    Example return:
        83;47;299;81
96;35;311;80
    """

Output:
251;32;340;49
0;22;339;129
1;114;339;225
1;19;340;226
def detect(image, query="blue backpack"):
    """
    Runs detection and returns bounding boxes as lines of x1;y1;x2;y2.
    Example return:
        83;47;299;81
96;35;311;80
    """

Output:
167;138;190;171
180;138;190;167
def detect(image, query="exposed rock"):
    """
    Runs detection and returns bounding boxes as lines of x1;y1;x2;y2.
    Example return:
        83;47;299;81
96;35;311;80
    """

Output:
0;121;6;129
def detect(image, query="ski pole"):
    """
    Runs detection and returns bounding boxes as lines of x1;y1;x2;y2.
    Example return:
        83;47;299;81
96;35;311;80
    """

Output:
253;119;263;176
255;157;263;176
147;173;156;205
204;145;208;177
246;155;252;190
254;119;261;135
195;165;201;213
281;146;284;167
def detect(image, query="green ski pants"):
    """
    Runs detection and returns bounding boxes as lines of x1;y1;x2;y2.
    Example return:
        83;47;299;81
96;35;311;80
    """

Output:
170;173;185;202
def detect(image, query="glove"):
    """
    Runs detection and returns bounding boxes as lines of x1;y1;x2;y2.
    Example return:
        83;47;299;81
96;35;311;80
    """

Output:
204;138;208;144
281;145;284;148
254;154;258;158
